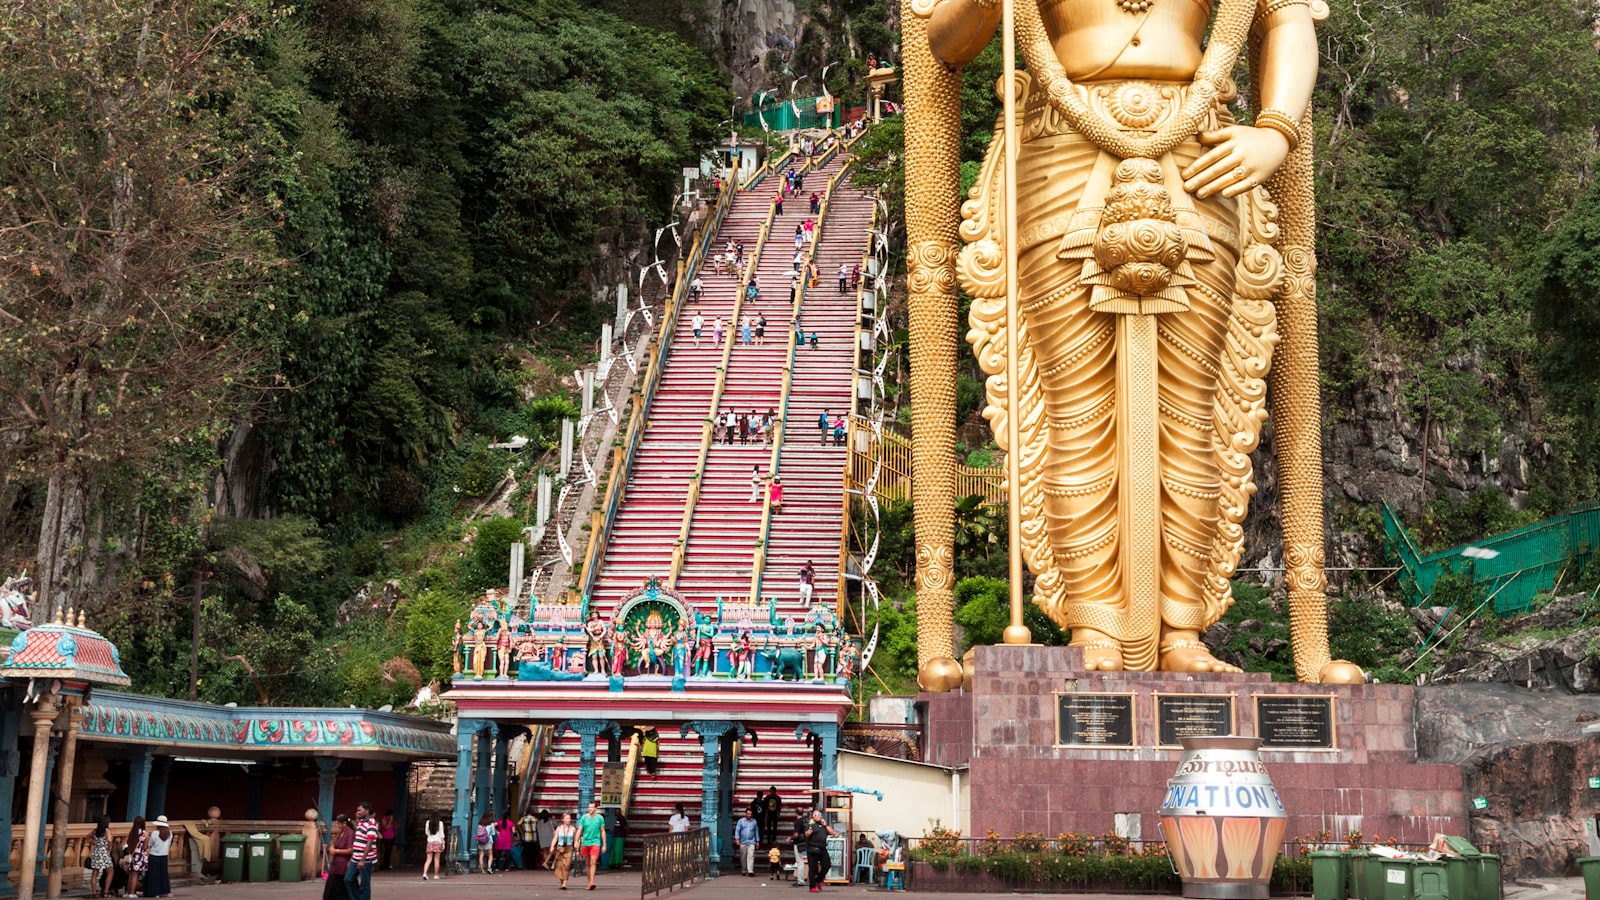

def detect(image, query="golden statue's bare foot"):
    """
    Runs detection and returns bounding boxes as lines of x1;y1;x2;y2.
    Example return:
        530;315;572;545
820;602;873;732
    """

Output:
1070;632;1125;671
1159;638;1242;673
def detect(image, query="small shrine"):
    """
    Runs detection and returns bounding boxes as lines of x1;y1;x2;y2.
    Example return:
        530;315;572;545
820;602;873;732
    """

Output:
449;577;862;687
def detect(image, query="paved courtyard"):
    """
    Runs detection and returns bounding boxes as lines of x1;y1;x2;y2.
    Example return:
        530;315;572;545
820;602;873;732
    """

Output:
64;867;1585;900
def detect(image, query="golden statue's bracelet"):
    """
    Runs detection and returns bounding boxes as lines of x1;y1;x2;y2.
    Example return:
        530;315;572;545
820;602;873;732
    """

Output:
1257;0;1311;17
1253;108;1301;150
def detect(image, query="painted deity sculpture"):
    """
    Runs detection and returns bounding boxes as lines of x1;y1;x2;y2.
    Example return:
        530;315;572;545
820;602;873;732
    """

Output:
466;609;492;679
0;575;34;631
730;631;755;679
672;621;691;679
837;639;862;680
583;611;612;676
901;0;1362;684
630;610;673;675
691;612;718;677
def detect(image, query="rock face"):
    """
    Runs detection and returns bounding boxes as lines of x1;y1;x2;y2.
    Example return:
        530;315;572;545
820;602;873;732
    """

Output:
1425;594;1600;693
1415;684;1600;876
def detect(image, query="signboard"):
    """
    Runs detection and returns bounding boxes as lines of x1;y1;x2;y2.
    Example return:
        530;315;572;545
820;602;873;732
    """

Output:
1156;694;1235;747
599;762;626;806
1255;696;1336;749
1472;797;1488;810
1588;777;1600;789
1055;692;1136;747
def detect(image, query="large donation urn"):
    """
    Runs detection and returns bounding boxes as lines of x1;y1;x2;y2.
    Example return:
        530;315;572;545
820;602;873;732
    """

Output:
1158;736;1287;899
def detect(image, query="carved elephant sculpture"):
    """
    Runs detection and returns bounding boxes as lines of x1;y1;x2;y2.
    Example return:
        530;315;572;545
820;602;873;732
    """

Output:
758;646;806;681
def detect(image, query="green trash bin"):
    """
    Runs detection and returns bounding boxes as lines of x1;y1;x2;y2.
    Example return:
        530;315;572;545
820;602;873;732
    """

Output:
1346;850;1369;900
1365;853;1391;900
1413;863;1447;900
1379;858;1415;900
1441;854;1477;900
1576;856;1600;900
1472;854;1501;900
277;834;307;883
1312;851;1348;900
245;833;274;882
220;834;249;884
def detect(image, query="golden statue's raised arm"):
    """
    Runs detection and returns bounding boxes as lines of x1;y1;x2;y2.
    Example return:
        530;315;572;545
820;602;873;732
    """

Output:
902;0;1364;686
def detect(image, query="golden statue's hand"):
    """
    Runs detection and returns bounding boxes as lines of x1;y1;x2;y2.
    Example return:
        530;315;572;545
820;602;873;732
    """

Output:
1180;126;1291;199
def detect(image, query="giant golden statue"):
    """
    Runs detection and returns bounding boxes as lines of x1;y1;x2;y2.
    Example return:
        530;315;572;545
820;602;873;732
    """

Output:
902;0;1363;686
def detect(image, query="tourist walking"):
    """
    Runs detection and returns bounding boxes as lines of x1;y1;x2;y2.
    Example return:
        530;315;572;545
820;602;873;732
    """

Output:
495;811;517;873
124;817;147;898
750;466;765;501
799;562;815;603
724;409;737;444
775;189;784;216
475;814;494;874
756;313;767;345
735;810;760;876
804;219;815;243
326;816;354;900
692;311;704;347
769;846;784;879
803;811;839;893
713;316;725;347
578;801;607;890
142;817;172;899
746;281;760;302
851;264;861;289
668;805;691;834
90;817;114;898
809;192;821;214
640;727;660;776
769;477;783;511
380;810;396;870
422;817;445;880
817;411;830;445
740;315;751;345
809;332;820;351
833;415;846;446
537;810;556;869
762;787;783;848
689;275;703;301
838;263;849;294
347;804;379;900
794;226;804;251
789;814;808;886
519;810;539;869
551;813;578;888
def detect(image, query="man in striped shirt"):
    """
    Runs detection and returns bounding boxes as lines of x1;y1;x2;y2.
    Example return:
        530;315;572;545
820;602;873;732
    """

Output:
346;802;380;900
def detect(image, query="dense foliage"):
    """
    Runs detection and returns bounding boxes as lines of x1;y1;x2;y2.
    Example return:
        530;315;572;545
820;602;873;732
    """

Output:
0;0;727;705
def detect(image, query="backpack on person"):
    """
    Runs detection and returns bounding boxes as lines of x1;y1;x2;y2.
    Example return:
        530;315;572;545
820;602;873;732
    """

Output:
476;825;490;844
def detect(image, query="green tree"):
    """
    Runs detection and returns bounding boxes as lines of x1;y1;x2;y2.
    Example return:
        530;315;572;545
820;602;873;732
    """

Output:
953;575;1065;651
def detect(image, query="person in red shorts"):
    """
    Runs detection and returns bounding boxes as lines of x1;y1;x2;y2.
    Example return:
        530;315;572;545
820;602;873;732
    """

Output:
577;801;607;891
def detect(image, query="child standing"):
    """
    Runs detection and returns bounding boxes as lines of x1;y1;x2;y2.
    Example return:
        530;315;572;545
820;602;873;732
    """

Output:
768;846;783;880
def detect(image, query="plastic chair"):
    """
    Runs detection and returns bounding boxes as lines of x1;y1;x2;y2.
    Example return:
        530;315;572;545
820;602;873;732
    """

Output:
854;847;876;884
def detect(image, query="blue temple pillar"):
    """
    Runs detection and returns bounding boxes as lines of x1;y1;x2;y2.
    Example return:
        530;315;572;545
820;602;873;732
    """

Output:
798;723;842;790
453;720;485;867
473;722;496;825
556;720;619;812
36;735;58;867
148;757;171;818
124;746;154;821
246;763;266;820
0;690;24;898
316;758;340;829
391;762;411;865
491;731;510;816
682;721;743;876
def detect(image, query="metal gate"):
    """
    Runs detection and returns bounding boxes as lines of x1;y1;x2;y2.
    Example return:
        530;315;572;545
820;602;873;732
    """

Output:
640;828;710;897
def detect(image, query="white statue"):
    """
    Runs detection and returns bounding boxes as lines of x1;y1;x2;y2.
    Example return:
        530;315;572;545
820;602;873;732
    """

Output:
0;575;34;630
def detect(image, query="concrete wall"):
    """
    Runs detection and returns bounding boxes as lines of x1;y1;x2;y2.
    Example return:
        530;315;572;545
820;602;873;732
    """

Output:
836;751;968;839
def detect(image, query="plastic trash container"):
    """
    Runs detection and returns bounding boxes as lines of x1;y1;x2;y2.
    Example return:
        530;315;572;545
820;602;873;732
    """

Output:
220;834;249;883
1441;854;1476;900
246;833;274;882
1346;849;1369;900
1576;856;1600;900
1379;858;1415;900
1472;845;1497;896
277;834;307;882
1312;851;1348;900
1413;862;1448;900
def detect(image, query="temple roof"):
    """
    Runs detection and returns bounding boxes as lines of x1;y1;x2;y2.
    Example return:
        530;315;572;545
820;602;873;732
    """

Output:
1;611;130;686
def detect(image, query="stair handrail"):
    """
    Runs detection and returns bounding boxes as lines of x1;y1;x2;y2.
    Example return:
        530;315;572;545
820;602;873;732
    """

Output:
740;146;796;192
619;730;642;816
576;172;742;601
515;724;553;816
746;154;854;603
666;191;780;587
836;190;878;607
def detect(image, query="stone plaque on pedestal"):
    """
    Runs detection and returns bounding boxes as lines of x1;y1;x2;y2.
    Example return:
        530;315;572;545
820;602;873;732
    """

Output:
1255;695;1336;749
1156;693;1235;747
1055;692;1135;747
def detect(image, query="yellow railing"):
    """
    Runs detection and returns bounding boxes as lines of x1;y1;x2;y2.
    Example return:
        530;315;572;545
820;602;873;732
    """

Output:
746;139;854;602
576;167;741;600
848;423;1005;507
667;189;779;586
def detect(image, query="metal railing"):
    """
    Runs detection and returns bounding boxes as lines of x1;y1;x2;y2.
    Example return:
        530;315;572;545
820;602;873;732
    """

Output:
747;133;855;602
576;167;742;601
640;828;711;897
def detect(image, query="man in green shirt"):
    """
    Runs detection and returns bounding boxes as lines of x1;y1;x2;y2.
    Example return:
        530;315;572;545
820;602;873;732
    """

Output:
578;801;607;890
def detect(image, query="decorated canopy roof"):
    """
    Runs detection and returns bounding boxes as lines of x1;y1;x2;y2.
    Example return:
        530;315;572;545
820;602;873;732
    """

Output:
1;610;129;686
76;692;455;758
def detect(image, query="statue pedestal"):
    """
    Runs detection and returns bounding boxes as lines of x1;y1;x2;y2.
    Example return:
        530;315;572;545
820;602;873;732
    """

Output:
921;645;1464;843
